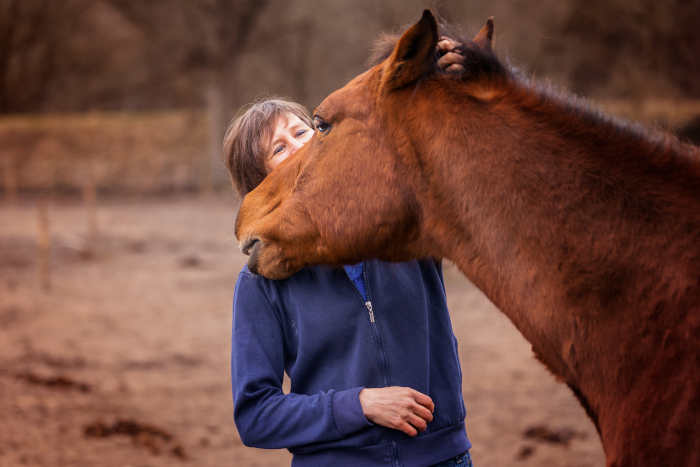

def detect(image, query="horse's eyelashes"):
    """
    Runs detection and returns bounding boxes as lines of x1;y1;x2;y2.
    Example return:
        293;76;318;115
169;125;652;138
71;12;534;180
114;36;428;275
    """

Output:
313;115;332;134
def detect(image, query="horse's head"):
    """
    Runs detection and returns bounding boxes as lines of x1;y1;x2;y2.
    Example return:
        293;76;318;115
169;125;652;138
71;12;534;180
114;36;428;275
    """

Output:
236;10;500;279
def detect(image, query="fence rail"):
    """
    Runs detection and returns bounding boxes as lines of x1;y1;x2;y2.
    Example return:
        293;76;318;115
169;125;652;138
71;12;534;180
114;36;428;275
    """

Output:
0;109;232;197
1;101;698;198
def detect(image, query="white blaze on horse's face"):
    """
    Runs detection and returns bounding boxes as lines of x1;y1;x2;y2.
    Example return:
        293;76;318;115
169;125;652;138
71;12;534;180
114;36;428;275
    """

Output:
265;112;313;172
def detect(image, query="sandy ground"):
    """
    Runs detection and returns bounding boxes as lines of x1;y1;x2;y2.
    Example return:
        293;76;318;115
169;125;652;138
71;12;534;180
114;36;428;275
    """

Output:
0;197;605;466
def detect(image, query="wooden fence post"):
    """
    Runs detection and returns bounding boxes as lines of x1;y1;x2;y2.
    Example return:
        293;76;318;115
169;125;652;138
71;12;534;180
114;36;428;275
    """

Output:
82;163;98;256
37;197;51;291
204;81;225;195
3;156;18;203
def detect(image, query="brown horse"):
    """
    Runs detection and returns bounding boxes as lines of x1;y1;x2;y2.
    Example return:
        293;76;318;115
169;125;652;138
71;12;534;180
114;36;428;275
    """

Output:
235;11;700;467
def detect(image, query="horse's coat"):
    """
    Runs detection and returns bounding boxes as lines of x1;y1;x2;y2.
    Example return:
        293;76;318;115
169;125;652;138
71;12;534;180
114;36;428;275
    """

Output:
235;11;700;467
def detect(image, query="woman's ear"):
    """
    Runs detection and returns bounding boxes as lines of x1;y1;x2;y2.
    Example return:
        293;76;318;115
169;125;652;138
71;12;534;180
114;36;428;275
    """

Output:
380;10;438;92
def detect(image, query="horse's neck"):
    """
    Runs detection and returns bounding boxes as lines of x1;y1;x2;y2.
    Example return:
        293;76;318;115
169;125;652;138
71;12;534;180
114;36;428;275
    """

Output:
420;82;700;389
427;82;699;292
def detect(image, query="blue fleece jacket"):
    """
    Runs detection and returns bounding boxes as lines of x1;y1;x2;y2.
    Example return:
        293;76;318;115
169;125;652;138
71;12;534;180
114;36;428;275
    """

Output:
231;259;470;467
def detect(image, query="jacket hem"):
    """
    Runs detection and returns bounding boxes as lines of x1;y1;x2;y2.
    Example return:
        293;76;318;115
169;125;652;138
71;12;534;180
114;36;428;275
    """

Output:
291;422;470;467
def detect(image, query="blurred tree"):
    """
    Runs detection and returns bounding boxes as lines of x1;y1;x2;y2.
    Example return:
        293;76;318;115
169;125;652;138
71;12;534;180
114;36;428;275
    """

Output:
559;0;700;98
1;0;697;197
0;0;87;112
107;0;272;188
0;0;697;115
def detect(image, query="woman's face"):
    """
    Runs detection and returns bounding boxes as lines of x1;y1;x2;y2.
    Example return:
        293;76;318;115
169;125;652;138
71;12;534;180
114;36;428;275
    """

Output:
265;112;313;173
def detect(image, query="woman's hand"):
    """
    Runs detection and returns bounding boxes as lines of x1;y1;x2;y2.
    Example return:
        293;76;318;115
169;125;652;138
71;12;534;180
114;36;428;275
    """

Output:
359;387;435;437
437;36;466;74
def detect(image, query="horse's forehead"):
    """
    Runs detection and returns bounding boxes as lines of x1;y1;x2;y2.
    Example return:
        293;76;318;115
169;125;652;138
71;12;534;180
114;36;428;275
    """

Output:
319;67;378;118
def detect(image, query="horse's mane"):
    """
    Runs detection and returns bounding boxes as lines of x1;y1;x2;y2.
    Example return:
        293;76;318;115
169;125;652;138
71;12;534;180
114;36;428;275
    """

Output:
514;75;700;178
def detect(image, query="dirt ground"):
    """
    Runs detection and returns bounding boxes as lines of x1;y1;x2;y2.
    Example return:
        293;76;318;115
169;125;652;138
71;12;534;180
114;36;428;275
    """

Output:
0;196;605;467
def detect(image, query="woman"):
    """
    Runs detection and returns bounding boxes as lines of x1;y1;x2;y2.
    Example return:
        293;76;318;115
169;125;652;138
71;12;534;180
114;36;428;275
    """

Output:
225;39;473;467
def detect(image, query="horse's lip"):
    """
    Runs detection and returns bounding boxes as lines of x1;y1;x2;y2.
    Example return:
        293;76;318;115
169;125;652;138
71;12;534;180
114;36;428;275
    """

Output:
240;237;260;256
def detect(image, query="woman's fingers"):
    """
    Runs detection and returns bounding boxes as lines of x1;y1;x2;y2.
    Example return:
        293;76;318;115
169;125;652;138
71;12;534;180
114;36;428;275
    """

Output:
410;388;435;413
397;421;419;437
398;413;428;436
436;36;466;74
437;36;462;53
437;52;465;74
359;386;437;436
412;402;434;423
407;413;428;432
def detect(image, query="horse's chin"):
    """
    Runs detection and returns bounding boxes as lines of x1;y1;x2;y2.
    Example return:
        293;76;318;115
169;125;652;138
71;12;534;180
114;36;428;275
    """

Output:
247;242;301;280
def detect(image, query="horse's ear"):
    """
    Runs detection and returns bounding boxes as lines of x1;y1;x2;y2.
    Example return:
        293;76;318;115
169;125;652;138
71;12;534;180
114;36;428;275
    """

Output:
472;17;494;53
381;10;438;91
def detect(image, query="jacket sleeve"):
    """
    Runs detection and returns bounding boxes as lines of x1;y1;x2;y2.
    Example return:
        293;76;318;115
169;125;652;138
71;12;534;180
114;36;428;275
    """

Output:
231;270;372;449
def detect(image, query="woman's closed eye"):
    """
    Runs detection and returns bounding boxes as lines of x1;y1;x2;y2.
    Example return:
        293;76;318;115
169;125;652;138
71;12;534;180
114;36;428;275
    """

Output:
295;129;307;138
273;144;285;155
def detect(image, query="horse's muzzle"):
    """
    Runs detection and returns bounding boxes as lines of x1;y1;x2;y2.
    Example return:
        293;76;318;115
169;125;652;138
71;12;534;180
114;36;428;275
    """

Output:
240;237;260;256
240;237;263;275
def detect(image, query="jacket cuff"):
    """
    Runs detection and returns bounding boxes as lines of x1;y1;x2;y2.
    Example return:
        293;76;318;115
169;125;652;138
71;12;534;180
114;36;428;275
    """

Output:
332;386;373;436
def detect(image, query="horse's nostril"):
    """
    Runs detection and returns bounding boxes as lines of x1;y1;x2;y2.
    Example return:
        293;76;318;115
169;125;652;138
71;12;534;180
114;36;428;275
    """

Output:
240;237;260;256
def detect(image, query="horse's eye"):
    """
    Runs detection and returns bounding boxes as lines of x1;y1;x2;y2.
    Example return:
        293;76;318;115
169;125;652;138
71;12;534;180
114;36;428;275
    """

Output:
313;116;331;134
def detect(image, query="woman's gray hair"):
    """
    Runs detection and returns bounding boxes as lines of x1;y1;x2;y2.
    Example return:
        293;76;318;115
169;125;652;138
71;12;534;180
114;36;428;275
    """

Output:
223;97;312;198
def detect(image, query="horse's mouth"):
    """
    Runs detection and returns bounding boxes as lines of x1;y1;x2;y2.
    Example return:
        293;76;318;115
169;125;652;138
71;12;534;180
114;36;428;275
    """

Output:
240;237;260;256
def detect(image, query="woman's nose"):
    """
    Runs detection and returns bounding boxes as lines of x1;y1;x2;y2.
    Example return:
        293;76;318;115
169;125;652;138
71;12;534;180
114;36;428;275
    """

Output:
289;139;304;154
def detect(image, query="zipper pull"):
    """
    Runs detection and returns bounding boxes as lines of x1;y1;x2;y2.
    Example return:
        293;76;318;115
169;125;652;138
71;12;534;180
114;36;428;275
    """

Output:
365;301;375;323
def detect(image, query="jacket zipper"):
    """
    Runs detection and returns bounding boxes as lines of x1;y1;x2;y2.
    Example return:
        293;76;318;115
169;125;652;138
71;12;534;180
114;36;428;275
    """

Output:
359;264;391;387
344;264;390;385
365;300;375;323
